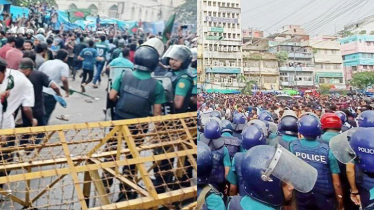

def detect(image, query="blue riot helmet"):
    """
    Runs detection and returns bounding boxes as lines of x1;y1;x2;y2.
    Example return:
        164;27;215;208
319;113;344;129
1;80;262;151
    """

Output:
245;119;269;138
278;111;298;136
335;111;347;124
197;141;213;185
204;120;221;139
357;110;374;127
233;113;247;131
241;145;317;206
221;120;234;134
209;110;222;119
350;128;374;173
134;38;164;72
163;45;192;70
259;111;274;122
298;113;322;138
241;124;266;150
200;116;221;131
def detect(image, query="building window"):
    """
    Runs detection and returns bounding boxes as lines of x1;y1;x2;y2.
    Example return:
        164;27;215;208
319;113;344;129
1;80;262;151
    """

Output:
364;65;368;69
208;1;211;6
352;66;357;71
213;1;216;6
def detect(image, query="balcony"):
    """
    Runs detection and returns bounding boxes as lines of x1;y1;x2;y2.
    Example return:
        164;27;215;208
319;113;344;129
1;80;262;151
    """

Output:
288;52;313;59
243;67;278;74
281;81;314;86
279;66;315;71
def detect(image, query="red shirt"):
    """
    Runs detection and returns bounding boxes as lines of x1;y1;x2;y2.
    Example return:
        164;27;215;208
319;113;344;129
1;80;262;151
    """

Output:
0;44;13;60
6;48;23;69
129;51;135;63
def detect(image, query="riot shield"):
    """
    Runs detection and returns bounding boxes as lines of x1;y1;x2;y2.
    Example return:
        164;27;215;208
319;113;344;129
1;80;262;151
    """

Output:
329;128;360;164
263;144;318;193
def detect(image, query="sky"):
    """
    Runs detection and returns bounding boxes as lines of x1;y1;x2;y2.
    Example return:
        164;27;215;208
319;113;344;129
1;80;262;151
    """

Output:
241;0;374;36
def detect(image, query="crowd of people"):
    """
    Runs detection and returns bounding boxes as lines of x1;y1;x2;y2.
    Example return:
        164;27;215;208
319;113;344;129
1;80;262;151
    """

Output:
197;92;374;210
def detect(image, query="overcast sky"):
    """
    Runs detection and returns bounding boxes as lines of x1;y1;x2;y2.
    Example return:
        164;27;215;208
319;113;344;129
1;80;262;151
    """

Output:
241;0;374;36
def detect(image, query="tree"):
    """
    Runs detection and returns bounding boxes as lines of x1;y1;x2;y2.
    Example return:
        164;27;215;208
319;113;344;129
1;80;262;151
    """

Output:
319;84;332;95
175;0;197;25
238;75;256;94
359;30;367;35
370;31;374;35
340;30;353;37
350;72;374;90
276;51;288;67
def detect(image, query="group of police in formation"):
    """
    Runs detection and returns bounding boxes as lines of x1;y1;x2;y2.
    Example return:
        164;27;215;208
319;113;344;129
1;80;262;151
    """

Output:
197;108;374;210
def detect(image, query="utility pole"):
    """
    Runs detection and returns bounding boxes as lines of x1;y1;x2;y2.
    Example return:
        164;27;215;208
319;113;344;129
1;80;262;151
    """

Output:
294;43;297;89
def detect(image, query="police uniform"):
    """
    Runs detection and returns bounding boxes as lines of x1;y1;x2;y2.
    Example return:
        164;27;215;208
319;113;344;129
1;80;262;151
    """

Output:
221;131;241;161
228;195;277;210
290;139;340;210
269;134;298;151
321;131;339;143
197;185;226;210
188;67;197;111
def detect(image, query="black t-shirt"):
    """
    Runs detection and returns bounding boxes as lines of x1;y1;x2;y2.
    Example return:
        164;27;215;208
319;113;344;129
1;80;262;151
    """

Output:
74;43;87;58
28;70;52;117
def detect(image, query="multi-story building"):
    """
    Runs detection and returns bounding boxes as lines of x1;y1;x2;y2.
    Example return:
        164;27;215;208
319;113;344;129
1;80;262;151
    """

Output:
56;0;181;21
198;0;242;90
340;35;374;81
268;28;314;89
311;36;345;89
276;25;307;35
242;29;279;90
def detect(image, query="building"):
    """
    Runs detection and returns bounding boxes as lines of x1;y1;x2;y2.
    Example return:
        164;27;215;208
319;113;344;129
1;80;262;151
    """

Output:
198;0;242;91
268;29;314;89
276;25;307;35
310;36;345;89
343;15;374;35
340;35;374;81
55;0;182;21
242;29;279;90
242;51;279;90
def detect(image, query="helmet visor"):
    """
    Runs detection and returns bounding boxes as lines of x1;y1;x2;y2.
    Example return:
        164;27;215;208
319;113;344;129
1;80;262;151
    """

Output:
329;128;359;164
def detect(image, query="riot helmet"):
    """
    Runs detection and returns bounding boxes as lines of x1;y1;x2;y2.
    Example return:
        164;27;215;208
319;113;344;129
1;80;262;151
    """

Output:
320;113;342;130
357;110;374;127
204;120;221;139
278;115;298;136
241;124;266;151
221;120;234;134
163;45;192;70
335;111;347;124
197;142;213;185
245;119;269;138
350;128;374;173
259;111;274;122
298;113;322;138
241;145;317;206
232;113;247;131
134;38;164;72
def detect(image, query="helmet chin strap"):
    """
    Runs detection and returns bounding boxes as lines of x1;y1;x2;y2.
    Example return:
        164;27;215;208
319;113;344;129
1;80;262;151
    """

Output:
134;65;151;72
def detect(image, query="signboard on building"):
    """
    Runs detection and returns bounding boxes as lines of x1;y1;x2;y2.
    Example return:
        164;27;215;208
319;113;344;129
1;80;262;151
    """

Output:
206;16;238;23
210;27;224;33
316;72;343;77
219;7;241;13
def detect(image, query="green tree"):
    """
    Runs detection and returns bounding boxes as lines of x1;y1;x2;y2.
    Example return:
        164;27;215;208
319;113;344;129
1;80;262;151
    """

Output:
340;30;353;37
11;0;57;7
175;0;197;25
350;72;374;90
370;31;374;35
319;83;332;95
359;30;367;35
238;75;256;94
276;51;288;66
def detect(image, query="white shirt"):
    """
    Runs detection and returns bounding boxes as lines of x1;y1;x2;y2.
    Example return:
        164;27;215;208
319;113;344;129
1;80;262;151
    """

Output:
40;59;69;96
0;69;34;129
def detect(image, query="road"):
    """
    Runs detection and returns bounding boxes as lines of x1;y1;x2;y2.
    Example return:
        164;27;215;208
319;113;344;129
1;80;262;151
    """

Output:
49;75;109;125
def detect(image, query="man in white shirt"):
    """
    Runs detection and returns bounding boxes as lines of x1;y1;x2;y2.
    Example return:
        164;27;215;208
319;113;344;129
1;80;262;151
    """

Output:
0;59;35;129
39;49;69;124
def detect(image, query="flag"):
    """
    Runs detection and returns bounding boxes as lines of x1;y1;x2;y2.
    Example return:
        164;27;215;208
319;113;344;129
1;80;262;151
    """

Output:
66;9;91;23
162;13;176;43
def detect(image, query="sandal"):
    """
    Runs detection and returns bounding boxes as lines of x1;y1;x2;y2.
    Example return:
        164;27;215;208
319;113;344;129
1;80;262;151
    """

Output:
56;115;69;121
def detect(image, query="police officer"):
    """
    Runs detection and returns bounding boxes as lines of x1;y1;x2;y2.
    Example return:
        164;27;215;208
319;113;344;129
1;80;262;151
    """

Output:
220;120;241;160
320;113;342;143
290;113;343;210
106;38;166;200
188;47;197;112
200;120;231;193
269;110;299;150
330;124;374;210
226;124;266;196
335;111;352;132
197;142;226;210
163;45;194;113
227;144;318;210
232;113;247;139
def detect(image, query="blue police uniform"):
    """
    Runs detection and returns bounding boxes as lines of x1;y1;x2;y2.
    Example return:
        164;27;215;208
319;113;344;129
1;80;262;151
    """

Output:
269;134;298;151
290;139;340;210
222;132;241;160
227;152;246;196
